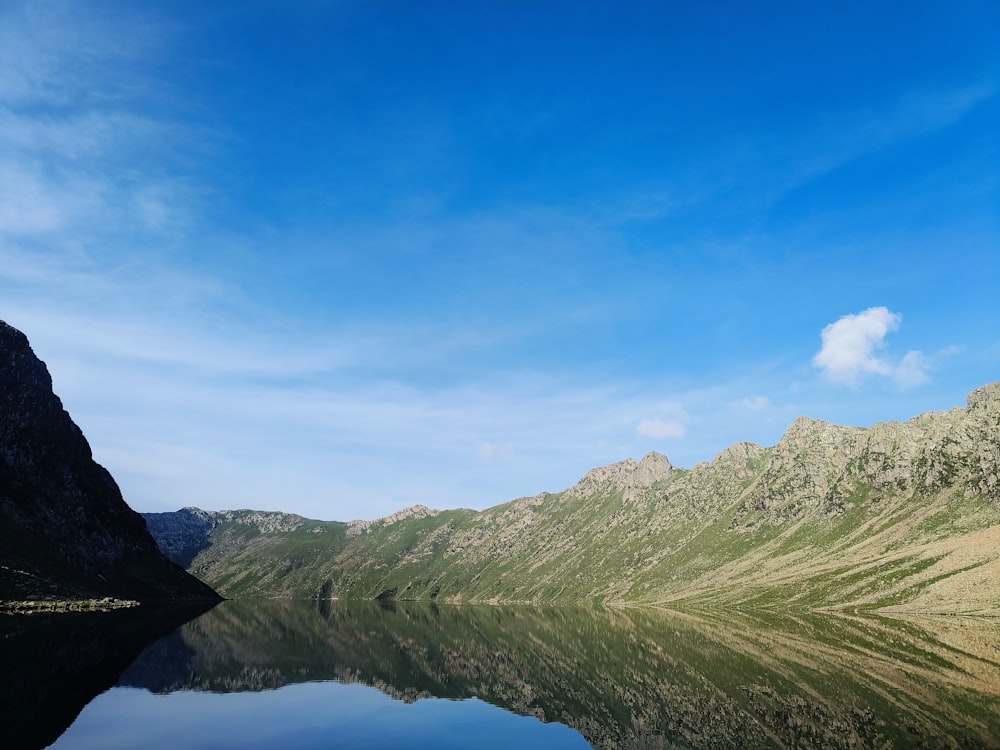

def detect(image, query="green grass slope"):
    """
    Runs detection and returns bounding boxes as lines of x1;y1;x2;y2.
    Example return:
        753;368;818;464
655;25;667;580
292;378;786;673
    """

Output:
145;382;1000;613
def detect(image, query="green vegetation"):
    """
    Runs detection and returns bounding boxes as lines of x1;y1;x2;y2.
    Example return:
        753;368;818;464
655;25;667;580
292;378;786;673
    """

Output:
146;382;1000;613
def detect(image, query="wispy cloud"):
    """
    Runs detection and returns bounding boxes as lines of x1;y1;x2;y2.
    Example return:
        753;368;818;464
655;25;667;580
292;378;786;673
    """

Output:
636;418;685;439
2;1;989;523
801;83;994;179
8;309;775;519
731;395;771;411
699;81;999;220
0;160;104;235
0;1;169;103
0;110;155;159
478;441;513;462
894;350;930;389
0;1;201;255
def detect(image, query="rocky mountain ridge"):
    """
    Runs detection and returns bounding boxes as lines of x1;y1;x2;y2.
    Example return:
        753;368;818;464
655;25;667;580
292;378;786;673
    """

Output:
566;450;676;501
0;320;219;604
145;381;999;612
347;504;441;537
736;382;999;526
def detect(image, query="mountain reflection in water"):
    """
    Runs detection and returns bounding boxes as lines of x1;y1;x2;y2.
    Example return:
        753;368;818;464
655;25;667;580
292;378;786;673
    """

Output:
16;599;1000;749
0;602;214;750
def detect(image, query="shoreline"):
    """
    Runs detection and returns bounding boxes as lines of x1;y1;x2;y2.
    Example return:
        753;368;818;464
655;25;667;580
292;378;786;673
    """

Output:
0;597;141;615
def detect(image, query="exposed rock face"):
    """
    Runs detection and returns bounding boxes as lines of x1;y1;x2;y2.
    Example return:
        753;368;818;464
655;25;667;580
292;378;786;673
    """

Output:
735;385;1000;523
142;508;218;569
143;383;1000;612
347;504;441;537
143;507;311;567
0;320;219;602
568;451;676;501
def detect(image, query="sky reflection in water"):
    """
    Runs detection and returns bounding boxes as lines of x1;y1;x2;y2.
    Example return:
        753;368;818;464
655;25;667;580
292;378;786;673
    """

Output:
25;599;1000;750
53;681;590;750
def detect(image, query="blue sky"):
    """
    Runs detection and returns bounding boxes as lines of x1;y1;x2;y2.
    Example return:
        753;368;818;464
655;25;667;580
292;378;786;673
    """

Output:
1;1;997;520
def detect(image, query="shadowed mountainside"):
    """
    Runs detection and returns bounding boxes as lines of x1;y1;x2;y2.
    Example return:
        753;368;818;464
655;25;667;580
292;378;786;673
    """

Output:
0;320;219;603
145;383;999;612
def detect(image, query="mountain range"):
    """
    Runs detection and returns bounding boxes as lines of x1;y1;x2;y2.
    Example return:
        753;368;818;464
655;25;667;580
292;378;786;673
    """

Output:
145;382;1000;613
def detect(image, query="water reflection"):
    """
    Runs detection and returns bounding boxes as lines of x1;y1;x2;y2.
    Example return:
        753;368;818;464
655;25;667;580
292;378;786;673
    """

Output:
122;600;1000;748
52;682;590;750
0;603;213;750
14;599;1000;749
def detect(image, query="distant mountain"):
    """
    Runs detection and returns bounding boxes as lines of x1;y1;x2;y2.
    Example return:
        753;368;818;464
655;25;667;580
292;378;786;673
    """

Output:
146;383;1000;613
145;382;999;613
0;321;219;604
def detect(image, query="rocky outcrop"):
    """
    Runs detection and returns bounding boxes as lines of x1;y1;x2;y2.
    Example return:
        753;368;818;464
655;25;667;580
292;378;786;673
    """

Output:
142;382;1000;612
735;384;1000;525
0;320;219;603
143;508;314;568
567;451;676;501
142;508;217;568
347;504;441;537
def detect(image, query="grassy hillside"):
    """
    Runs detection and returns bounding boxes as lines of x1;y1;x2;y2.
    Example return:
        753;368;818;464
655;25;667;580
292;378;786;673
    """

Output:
145;382;1000;613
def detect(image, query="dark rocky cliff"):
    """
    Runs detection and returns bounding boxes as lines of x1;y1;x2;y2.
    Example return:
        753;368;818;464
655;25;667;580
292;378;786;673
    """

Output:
0;320;219;602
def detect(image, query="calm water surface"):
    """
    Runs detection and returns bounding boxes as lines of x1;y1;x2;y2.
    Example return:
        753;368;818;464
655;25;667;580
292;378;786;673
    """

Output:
4;599;999;749
54;682;588;749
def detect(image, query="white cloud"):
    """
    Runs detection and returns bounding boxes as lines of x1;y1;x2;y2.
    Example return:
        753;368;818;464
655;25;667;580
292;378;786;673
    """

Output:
813;307;929;388
813;307;900;384
636;418;685;439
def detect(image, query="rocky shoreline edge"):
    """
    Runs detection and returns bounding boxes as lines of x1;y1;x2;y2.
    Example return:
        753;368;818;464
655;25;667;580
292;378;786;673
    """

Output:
0;597;141;615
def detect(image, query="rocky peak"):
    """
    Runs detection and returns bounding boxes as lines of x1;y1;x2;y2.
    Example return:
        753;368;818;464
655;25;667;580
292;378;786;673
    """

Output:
736;381;1000;521
143;508;217;568
213;509;306;533
711;441;766;464
347;504;440;537
769;417;864;477
703;442;767;480
967;382;1000;411
568;451;676;501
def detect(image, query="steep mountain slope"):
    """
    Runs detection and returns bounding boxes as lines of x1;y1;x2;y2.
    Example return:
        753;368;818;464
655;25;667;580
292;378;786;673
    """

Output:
145;383;1000;613
0;321;219;604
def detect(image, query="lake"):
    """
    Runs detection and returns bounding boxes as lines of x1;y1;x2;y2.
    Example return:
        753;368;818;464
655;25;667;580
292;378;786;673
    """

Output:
3;599;999;749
